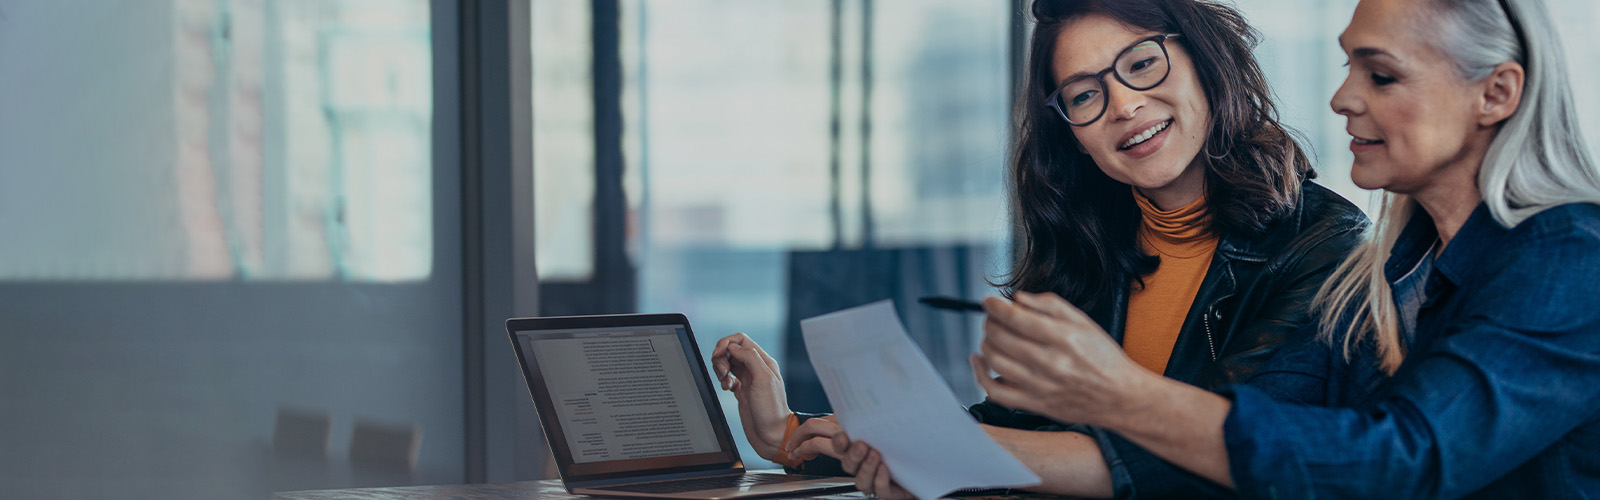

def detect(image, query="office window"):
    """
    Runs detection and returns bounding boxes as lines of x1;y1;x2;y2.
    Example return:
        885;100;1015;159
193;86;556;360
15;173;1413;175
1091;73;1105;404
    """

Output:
866;0;1011;247
0;0;432;281
619;1;833;465
533;1;596;283
1236;0;1369;210
622;2;836;251
615;0;1011;468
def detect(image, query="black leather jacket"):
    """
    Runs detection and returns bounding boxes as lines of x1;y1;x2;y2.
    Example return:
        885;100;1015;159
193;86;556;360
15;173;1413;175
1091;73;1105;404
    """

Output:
1121;180;1367;389
965;181;1369;498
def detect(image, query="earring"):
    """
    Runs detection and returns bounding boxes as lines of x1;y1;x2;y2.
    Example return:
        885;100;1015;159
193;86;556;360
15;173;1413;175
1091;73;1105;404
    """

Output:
1204;137;1230;161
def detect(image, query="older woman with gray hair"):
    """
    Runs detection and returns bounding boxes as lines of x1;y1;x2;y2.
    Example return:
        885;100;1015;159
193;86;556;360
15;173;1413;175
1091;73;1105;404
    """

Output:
960;0;1600;497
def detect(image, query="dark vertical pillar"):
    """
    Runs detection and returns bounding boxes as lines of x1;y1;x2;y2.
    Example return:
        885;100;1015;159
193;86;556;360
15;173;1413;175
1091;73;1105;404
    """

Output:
457;0;486;483
1008;0;1030;263
1010;0;1030;112
593;0;636;314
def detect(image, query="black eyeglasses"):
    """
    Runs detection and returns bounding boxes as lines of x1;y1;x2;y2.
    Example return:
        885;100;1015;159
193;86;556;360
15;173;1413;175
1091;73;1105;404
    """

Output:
1045;33;1181;127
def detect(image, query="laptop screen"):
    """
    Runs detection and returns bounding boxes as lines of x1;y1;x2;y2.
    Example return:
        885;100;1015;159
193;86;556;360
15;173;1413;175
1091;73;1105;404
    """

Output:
509;315;742;481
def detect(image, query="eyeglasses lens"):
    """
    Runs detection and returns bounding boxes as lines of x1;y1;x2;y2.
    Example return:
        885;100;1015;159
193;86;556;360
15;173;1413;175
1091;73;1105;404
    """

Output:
1053;38;1171;126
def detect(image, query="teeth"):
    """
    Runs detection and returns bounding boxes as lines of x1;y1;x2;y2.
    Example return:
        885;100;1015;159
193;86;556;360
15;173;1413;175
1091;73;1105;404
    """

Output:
1122;120;1171;149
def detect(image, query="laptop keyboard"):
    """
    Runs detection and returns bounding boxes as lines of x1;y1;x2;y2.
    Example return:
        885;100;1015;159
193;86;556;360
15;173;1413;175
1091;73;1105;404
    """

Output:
596;474;822;494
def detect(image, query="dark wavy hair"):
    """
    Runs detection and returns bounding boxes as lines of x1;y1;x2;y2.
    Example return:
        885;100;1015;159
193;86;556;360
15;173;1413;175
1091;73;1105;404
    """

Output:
1000;0;1315;313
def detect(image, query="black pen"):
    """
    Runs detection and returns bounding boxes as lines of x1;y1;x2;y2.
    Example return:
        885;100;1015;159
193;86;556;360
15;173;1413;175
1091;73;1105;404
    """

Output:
917;296;986;312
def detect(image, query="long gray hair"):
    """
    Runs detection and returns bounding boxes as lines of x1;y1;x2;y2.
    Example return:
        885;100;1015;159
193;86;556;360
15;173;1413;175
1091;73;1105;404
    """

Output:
1316;0;1600;372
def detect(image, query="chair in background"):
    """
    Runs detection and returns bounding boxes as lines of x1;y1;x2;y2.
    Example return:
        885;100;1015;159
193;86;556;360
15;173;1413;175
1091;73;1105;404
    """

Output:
348;417;423;485
271;406;333;492
273;407;332;458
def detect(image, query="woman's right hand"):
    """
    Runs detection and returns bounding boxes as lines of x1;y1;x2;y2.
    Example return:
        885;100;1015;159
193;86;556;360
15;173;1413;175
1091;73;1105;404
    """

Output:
711;333;794;462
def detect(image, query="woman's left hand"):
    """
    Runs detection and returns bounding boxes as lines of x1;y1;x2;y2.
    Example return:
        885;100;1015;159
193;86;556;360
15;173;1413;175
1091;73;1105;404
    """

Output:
833;432;913;499
973;291;1159;427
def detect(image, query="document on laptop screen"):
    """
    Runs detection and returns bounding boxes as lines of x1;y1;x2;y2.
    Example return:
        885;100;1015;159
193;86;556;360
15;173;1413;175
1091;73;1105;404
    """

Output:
527;327;722;463
802;300;1040;500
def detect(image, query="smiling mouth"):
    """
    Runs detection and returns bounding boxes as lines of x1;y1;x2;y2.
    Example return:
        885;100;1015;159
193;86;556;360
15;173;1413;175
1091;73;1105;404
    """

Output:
1120;119;1173;150
1352;137;1384;145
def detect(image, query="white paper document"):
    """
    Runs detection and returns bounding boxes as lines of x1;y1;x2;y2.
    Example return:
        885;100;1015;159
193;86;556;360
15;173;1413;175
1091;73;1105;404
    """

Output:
800;300;1040;500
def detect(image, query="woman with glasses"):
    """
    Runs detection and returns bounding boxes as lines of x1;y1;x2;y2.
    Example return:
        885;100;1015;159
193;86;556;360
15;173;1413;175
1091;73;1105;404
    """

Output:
965;0;1600;497
713;0;1367;496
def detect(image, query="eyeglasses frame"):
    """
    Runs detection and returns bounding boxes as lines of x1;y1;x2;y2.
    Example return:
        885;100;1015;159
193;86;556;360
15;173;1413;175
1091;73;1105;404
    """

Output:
1045;33;1183;127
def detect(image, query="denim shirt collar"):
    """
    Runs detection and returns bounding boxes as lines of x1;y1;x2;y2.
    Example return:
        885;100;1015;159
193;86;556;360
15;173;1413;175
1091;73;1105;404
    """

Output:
1385;203;1505;287
1434;204;1507;286
1385;209;1439;283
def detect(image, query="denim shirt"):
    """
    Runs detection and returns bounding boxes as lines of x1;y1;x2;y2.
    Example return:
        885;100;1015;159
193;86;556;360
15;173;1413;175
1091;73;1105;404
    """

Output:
1222;202;1600;499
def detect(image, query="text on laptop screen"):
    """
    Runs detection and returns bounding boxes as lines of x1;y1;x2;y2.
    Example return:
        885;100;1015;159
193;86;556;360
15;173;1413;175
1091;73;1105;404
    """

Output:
524;326;722;463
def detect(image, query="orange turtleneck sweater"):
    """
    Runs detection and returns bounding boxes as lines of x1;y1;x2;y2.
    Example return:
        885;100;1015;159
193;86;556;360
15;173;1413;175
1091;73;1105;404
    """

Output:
1124;187;1219;375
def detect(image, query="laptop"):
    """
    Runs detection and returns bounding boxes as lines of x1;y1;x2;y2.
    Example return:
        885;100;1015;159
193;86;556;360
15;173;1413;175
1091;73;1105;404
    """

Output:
506;313;858;499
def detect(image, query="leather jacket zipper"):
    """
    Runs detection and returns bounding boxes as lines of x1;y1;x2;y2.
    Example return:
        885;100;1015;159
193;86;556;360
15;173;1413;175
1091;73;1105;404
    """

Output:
1205;306;1219;361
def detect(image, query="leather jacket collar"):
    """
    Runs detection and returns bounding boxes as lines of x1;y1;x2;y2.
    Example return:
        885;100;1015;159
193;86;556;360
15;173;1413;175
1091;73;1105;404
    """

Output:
1088;182;1369;389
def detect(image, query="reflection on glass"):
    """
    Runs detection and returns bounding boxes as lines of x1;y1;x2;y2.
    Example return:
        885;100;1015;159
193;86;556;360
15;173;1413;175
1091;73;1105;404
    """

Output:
0;0;432;281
